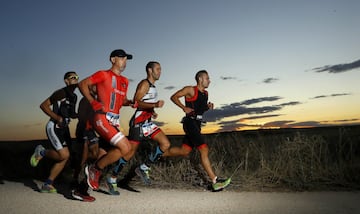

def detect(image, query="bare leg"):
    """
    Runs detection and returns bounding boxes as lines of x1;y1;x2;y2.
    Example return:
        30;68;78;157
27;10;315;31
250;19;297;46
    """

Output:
163;145;191;157
198;146;216;182
96;137;130;169
47;148;70;181
152;131;171;152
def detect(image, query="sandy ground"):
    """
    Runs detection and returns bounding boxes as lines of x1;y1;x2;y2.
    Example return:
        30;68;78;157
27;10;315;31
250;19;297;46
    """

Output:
0;180;359;214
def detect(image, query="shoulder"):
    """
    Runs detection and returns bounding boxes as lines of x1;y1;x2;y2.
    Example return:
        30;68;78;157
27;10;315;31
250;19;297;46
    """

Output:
90;70;108;81
138;79;150;86
177;85;195;97
136;79;151;91
182;85;195;91
184;85;196;94
50;88;66;101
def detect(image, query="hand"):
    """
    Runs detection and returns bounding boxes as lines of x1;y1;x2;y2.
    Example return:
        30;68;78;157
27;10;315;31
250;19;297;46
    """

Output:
207;102;214;110
90;100;103;111
152;112;158;119
156;100;164;108
56;116;64;127
183;107;194;114
130;100;139;109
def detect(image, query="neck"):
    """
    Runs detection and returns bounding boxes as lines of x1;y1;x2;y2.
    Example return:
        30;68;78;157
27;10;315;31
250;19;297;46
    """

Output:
147;77;156;85
197;85;205;92
110;66;123;76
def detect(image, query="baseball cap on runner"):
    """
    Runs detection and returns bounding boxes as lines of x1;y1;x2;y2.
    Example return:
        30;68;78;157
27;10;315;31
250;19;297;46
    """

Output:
110;49;133;60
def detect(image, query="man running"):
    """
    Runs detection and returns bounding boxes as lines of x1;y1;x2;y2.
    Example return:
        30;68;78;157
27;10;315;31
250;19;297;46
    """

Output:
106;61;170;194
30;71;79;193
163;70;231;191
78;49;135;191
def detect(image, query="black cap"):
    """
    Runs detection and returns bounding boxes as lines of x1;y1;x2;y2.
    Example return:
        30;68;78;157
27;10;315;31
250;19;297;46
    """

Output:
110;49;133;60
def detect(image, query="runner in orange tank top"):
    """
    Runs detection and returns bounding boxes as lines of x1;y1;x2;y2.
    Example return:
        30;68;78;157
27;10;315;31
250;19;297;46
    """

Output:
78;49;137;191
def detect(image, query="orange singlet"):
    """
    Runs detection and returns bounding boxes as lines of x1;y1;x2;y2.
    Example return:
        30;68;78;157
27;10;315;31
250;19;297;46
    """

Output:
89;70;128;145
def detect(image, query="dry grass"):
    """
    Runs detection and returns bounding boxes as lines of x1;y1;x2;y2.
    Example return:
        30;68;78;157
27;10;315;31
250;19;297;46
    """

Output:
1;125;359;191
121;126;360;191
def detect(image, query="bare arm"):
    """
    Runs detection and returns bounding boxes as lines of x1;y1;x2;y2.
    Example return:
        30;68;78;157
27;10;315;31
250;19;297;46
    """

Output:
134;80;164;109
170;86;194;114
40;98;63;124
78;78;96;104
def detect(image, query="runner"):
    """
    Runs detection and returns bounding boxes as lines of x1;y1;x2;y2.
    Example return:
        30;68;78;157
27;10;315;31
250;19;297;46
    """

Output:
30;71;79;193
78;49;136;191
106;61;170;195
163;70;231;191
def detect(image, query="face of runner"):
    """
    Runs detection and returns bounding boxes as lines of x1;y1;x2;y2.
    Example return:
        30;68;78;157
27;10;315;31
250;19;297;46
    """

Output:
200;73;210;88
151;63;161;81
65;73;79;86
113;56;128;71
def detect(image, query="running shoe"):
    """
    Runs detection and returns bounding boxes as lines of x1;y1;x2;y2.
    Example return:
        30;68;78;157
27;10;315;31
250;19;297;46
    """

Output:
30;145;45;167
212;177;231;191
40;184;57;193
84;164;101;190
106;178;120;196
71;189;96;202
135;166;151;185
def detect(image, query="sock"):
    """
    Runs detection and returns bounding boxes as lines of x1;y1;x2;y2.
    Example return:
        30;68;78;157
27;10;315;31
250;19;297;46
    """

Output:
107;176;117;184
140;163;150;171
45;178;53;185
212;176;218;184
112;158;127;176
149;146;164;163
40;150;46;157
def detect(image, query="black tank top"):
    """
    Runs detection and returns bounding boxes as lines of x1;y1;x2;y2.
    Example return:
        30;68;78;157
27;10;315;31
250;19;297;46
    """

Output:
185;86;208;116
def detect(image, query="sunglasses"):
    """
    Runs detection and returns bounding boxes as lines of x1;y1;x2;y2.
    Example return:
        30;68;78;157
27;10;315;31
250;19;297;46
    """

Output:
68;75;79;80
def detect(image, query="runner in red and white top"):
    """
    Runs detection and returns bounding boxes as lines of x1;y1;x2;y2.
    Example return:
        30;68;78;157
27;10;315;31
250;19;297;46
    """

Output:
106;61;171;192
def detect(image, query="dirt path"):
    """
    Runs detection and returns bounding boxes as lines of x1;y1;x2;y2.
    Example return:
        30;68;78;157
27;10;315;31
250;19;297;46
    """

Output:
0;180;359;214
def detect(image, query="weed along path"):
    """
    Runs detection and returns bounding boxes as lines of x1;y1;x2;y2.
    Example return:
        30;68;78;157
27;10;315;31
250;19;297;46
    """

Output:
1;180;359;214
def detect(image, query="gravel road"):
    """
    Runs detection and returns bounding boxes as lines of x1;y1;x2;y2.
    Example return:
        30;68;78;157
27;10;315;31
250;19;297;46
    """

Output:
0;180;359;214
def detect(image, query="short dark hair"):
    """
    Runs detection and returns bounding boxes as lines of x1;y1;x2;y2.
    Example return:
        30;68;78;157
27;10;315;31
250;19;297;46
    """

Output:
146;61;160;73
195;70;208;83
64;71;77;79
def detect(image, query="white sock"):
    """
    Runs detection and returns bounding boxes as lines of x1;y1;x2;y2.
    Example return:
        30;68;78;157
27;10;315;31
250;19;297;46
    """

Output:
140;163;150;171
108;176;117;183
212;176;218;184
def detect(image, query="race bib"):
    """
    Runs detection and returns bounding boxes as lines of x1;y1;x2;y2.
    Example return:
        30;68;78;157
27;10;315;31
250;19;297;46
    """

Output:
141;121;158;137
106;112;120;127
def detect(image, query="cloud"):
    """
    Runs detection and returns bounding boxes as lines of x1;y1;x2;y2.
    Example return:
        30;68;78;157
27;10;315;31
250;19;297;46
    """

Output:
164;86;175;90
288;121;323;127
277;101;302;107
262;120;295;128
204;97;301;122
239;96;282;105
310;93;351;99
312;59;360;73
240;114;281;121
220;76;236;80
310;95;327;99
332;118;359;123
217;119;260;132
263;78;279;84
331;93;351;97
204;104;281;122
213;116;360;133
216;115;281;132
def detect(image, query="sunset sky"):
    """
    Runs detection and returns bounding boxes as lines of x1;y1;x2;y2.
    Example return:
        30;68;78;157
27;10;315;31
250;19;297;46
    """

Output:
1;0;360;141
